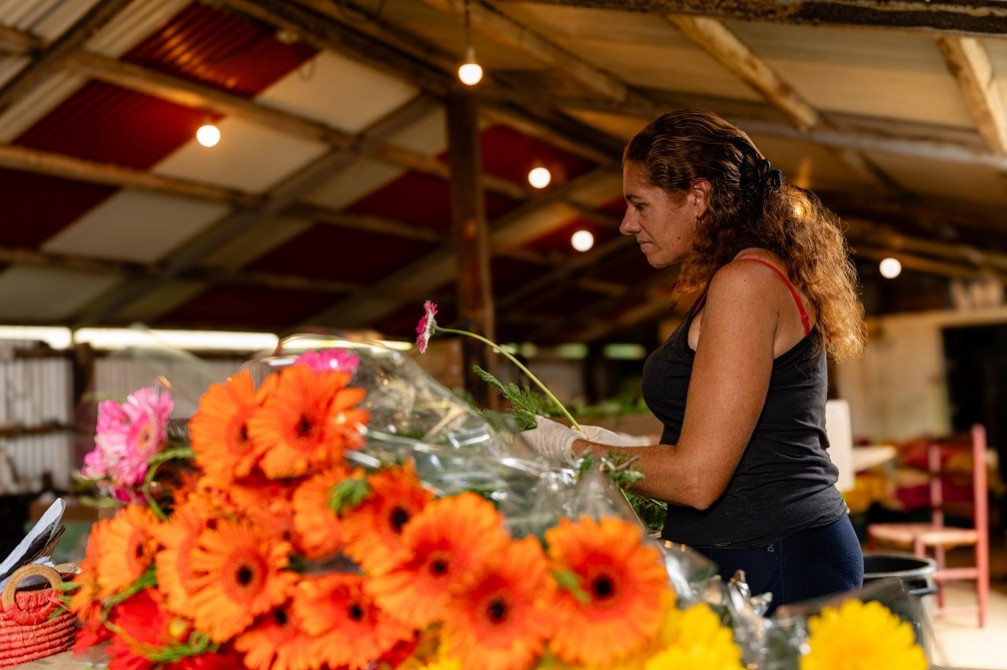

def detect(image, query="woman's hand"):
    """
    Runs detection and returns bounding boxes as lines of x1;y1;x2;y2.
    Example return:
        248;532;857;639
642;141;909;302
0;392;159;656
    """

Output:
520;417;585;463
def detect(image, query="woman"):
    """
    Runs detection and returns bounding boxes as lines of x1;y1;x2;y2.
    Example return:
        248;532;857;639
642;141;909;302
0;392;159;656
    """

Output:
523;108;867;612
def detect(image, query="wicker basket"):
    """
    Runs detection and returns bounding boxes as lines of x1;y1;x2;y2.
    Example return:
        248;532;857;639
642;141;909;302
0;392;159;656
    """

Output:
0;564;78;668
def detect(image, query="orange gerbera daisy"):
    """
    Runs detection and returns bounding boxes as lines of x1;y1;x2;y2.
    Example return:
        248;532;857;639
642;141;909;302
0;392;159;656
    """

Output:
227;470;297;537
186;517;297;642
154;499;210;614
247;364;368;479
235;602;314;670
440;537;555;670
291;465;355;558
96;504;160;597
190;370;267;487
294;573;413;670
367;492;509;627
545;516;669;667
341;461;434;575
69;517;112;632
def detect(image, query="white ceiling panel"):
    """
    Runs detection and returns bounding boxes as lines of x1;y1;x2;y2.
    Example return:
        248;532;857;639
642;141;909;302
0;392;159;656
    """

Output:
0;54;25;88
153;116;329;193
746;135;879;192
565;109;649;142
259;51;420;134
202;216;314;269
0;266;121;321
865;152;1007;207
42;191;230;263
115;280;205;324
0;0;101;39
726;21;973;128
87;0;190;57
303;157;405;210
388;107;447;156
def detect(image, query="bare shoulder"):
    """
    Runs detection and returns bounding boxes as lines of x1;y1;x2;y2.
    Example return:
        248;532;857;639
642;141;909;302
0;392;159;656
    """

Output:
706;250;790;305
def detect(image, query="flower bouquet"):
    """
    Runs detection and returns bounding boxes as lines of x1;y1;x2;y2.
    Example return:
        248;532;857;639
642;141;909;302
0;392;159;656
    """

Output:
67;337;931;670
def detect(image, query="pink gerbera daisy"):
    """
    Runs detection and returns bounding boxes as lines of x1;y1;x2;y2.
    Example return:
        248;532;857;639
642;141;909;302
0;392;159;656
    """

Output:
415;301;438;353
294;349;360;374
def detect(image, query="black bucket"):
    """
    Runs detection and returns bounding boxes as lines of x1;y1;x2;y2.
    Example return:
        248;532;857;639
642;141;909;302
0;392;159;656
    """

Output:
862;553;938;597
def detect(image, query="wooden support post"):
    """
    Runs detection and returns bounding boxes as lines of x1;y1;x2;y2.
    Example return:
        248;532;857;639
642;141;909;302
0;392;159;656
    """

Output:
446;93;497;408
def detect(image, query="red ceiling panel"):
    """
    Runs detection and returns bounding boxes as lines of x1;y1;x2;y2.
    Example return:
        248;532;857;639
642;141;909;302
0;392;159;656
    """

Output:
347;171;522;233
480;124;597;187
245;225;438;285
15;81;218;169
156;285;335;330
8;2;316;247
122;2;317;98
523;217;621;255
0;169;117;247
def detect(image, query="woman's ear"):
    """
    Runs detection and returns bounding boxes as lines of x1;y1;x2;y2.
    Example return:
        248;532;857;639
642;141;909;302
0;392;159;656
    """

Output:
690;179;712;219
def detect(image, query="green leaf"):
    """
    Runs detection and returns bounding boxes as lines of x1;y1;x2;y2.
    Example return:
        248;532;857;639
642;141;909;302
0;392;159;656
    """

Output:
552;568;590;604
329;477;371;514
472;365;557;430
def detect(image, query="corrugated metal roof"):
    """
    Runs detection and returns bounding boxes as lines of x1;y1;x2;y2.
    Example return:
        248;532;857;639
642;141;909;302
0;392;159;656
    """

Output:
41;190;230;262
88;0;191;57
865;152;1007;207
259;51;420;133
0;266;121;320
0;0;101;38
0;71;85;141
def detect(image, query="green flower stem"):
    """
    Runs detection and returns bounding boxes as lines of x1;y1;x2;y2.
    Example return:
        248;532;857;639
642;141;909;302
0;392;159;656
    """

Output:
435;326;582;432
141;446;195;521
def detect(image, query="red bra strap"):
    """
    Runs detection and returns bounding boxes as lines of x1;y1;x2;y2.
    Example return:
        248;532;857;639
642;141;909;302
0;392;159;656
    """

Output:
735;257;811;335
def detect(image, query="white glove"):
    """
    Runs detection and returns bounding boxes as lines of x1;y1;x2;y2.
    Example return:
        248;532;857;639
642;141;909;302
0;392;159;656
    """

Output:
581;424;652;448
520;416;585;463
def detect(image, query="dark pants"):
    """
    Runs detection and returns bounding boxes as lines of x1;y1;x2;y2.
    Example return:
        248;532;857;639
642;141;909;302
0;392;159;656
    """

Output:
695;515;863;615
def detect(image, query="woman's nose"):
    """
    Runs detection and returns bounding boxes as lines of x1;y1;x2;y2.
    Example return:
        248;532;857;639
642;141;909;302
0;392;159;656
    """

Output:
619;210;637;235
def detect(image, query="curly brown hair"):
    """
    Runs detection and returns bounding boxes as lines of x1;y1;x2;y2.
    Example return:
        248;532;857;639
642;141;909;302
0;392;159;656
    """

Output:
624;108;866;360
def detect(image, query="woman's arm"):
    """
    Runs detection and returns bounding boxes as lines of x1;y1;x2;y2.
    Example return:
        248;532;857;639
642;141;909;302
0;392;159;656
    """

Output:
574;261;786;509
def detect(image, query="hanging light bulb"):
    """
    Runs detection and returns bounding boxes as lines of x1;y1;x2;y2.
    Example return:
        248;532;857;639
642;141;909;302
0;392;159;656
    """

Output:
571;229;594;252
879;257;902;279
457;0;482;86
528;166;551;189
458;45;483;86
196;119;220;148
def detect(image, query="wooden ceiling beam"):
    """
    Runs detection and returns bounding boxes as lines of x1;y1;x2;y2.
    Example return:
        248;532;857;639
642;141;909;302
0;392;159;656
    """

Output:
856;245;1007;282
417;0;651;106
0;25;44;56
846;217;1007;273
0;245;358;294
71;94;440;326
0;0;134;115
936;36;1007;155
0;143;264;208
664;15;817;130
498;1;1007;38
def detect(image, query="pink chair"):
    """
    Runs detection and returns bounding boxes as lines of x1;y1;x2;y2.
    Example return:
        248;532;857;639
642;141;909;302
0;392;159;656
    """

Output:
867;424;989;627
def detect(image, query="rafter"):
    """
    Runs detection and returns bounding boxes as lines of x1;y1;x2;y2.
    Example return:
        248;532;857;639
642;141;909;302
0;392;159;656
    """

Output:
937;36;1007;155
0;0;134;115
664;15;817;130
417;0;650;105
0;143;263;207
71;94;441;326
496;1;1007;38
0;24;44;56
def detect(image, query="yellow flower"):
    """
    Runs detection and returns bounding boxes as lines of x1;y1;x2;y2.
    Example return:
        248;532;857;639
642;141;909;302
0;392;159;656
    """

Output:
643;603;744;670
801;599;928;670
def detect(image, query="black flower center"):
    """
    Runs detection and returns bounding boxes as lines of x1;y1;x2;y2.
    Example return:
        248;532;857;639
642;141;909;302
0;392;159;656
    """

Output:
348;603;365;621
239;423;249;443
390;507;410;533
592;574;615;600
237;565;255;586
297;415;313;436
487;598;509;623
274;608;288;626
430;558;449;576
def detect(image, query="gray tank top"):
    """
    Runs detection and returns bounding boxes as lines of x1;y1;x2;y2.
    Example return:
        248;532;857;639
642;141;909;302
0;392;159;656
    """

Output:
641;290;846;549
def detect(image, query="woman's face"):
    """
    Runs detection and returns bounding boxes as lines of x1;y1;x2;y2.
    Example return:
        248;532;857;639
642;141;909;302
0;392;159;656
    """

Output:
620;162;704;269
